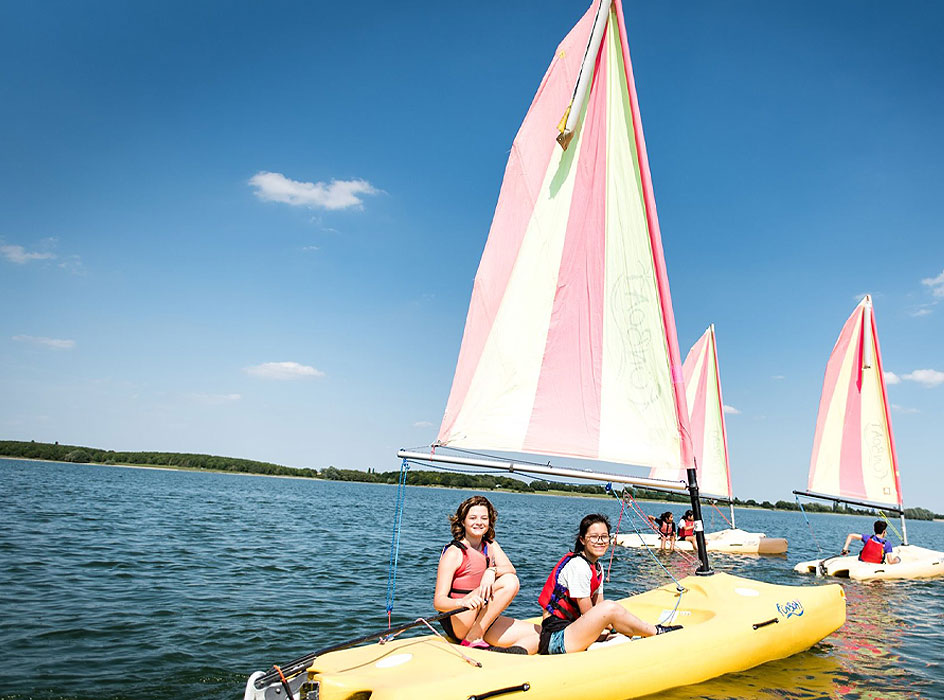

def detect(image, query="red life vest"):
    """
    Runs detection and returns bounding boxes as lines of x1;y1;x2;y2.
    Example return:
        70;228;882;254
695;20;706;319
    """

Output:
656;518;675;537
859;535;887;564
442;540;491;598
678;519;695;538
538;552;602;622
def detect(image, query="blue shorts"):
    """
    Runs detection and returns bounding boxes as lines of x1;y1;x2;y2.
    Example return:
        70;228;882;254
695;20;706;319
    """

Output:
547;628;567;655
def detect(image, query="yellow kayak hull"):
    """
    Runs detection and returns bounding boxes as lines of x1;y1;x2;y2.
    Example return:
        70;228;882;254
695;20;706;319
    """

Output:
303;572;844;700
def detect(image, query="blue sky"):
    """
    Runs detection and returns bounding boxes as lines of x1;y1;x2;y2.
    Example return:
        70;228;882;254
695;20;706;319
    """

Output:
2;1;942;510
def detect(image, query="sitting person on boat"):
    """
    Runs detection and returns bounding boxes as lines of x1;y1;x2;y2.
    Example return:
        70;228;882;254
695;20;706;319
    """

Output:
677;510;696;546
537;513;681;655
434;495;540;653
841;520;901;564
651;511;676;551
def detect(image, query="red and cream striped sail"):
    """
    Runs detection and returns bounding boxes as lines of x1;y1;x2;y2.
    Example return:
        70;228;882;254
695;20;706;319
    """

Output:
807;296;903;508
436;0;693;473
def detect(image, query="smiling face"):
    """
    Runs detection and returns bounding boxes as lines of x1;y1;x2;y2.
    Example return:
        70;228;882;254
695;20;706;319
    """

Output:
580;521;610;562
462;505;491;541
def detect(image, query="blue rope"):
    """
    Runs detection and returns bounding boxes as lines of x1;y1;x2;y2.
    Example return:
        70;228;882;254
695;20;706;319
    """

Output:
795;495;823;554
385;459;410;616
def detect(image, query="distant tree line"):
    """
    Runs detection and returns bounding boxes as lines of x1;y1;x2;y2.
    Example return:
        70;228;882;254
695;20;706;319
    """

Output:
2;440;940;519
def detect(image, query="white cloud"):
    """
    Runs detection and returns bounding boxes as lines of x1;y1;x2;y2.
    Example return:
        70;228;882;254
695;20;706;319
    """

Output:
1;244;55;264
854;292;869;302
190;392;242;405
722;405;740;415
245;361;325;380
884;371;901;385
413;420;434;428
301;245;320;252
249;171;379;211
771;375;785;381
903;369;944;388
12;335;75;349
891;404;920;414
922;269;944;297
908;306;933;317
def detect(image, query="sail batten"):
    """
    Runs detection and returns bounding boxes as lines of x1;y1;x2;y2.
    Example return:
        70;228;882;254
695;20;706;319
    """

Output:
436;1;693;473
807;296;902;509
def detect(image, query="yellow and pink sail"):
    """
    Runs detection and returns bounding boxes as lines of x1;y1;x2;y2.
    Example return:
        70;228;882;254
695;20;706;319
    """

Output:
807;296;903;509
435;0;693;476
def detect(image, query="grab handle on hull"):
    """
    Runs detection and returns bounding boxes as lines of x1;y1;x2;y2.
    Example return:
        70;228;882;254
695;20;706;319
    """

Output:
752;618;779;630
468;682;531;700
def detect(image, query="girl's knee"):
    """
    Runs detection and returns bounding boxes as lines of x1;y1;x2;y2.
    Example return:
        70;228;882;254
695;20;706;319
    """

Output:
497;573;520;594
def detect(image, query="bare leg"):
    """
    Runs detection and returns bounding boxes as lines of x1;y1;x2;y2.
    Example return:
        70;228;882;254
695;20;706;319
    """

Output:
483;616;541;654
562;601;657;653
463;575;520;642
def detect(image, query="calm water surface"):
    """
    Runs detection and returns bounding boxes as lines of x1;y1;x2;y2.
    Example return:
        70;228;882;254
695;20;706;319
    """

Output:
1;458;942;699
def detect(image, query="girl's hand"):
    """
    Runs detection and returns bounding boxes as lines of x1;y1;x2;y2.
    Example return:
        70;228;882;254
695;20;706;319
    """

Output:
460;593;486;610
475;568;498;601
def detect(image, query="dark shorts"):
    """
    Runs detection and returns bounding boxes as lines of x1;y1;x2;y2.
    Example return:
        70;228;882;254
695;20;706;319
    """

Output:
440;614;462;643
538;615;571;655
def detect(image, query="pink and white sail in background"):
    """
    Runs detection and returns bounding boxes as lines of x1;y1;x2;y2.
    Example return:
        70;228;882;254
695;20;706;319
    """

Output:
807;295;903;508
675;325;733;500
435;0;693;475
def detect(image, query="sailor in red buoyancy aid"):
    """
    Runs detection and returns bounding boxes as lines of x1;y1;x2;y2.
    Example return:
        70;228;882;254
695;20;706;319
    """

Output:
841;520;900;565
433;496;540;653
536;514;682;655
677;509;696;547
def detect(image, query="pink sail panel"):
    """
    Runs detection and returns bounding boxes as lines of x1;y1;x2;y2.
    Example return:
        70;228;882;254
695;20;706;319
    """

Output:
436;0;692;473
808;296;902;507
650;325;732;498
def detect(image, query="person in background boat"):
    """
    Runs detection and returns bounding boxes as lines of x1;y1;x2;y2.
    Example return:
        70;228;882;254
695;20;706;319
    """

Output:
434;496;540;653
841;520;900;564
677;510;696;547
537;513;681;655
651;511;676;551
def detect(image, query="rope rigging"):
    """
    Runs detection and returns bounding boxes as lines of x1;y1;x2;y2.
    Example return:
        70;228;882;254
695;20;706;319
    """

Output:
385;459;410;627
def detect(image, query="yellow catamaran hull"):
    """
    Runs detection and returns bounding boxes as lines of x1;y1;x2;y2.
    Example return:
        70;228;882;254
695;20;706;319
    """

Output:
299;572;844;700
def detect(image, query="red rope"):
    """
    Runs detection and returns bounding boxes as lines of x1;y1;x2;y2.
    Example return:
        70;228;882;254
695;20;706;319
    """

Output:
606;495;626;582
622;491;699;567
709;500;733;529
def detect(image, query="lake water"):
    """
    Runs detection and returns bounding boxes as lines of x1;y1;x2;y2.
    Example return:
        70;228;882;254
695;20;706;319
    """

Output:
1;458;942;699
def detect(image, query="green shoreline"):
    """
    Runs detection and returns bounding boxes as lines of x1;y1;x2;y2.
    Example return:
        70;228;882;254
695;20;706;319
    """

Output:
1;440;940;520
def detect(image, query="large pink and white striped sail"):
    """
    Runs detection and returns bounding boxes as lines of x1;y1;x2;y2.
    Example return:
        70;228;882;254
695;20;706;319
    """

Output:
807;296;903;508
436;0;693;474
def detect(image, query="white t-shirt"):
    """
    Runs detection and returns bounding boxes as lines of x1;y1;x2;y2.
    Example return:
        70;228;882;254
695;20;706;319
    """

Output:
557;555;603;600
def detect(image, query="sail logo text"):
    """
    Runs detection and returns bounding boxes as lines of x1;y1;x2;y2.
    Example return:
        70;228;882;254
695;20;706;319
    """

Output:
777;600;804;618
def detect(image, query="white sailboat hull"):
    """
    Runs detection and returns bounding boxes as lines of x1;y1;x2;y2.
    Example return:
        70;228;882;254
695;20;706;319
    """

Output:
615;528;788;554
794;544;944;581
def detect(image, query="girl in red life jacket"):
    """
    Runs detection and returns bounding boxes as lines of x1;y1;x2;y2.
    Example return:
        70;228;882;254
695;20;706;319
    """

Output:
841;520;901;564
536;514;682;655
677;510;696;548
433;496;540;653
651;511;676;551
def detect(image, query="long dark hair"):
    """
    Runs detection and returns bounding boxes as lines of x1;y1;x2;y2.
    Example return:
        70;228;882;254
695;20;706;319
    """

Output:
449;495;497;542
574;513;610;553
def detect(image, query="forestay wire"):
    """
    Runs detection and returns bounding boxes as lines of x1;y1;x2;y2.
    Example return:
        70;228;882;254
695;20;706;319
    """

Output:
385;459;410;627
609;488;690;627
795;494;823;555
